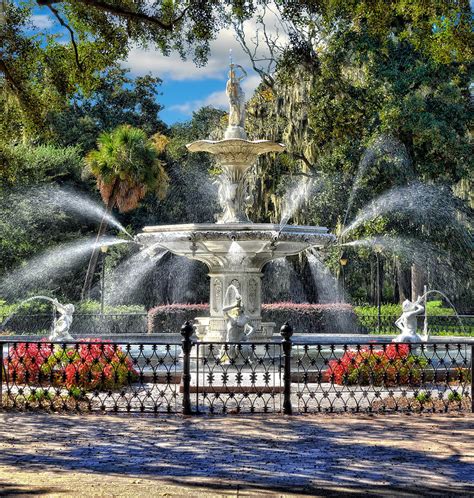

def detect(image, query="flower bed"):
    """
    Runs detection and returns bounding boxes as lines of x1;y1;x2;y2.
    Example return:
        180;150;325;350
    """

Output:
5;340;138;393
325;344;428;385
147;302;359;334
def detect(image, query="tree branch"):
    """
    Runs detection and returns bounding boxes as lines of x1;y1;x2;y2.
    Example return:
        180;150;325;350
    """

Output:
291;151;316;174
46;4;83;72
36;0;188;31
0;59;21;94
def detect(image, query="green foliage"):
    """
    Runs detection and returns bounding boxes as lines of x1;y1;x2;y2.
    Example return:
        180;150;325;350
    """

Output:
0;142;85;280
77;300;145;314
0;299;51;317
85;124;169;212
50;66;167;152
0;143;83;186
126;107;223;227
415;391;432;403
355;300;455;317
447;391;462;402
27;388;53;402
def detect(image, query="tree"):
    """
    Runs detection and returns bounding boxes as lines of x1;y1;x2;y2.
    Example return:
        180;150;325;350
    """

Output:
50;66;167;152
243;0;473;305
0;0;255;136
81;124;169;299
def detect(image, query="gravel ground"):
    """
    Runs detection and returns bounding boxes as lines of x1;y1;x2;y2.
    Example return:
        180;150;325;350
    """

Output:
0;411;473;497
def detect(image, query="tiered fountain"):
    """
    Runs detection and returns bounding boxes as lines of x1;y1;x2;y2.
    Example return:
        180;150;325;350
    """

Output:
137;62;334;340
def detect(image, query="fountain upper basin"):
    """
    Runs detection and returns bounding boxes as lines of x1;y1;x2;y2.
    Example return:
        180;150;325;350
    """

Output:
137;223;334;271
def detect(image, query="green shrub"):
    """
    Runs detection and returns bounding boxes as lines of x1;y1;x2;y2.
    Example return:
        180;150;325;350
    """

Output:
354;300;455;317
77;300;145;314
415;391;432;403
27;388;53;402
448;391;462;402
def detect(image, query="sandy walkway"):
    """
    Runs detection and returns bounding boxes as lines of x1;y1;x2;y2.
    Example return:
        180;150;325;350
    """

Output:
0;411;473;496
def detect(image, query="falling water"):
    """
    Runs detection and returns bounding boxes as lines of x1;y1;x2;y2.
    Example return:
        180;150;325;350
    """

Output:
228;240;246;267
151;254;208;304
305;249;358;333
279;177;319;232
306;250;340;304
262;258;307;303
342;235;463;292
342;183;470;241
106;249;167;306
6;185;133;239
0;237;130;298
343;134;411;229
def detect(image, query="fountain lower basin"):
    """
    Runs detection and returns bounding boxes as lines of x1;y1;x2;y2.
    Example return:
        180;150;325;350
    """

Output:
137;223;335;340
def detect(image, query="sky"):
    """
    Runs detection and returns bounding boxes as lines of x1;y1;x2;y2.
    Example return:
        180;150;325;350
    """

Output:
29;5;284;125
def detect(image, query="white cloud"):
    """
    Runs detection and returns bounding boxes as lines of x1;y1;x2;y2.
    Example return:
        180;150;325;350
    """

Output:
31;14;54;30
125;27;248;81
169;74;262;116
124;4;288;82
123;3;288;120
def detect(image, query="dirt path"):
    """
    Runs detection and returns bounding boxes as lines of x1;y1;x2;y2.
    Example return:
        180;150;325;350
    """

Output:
0;411;473;496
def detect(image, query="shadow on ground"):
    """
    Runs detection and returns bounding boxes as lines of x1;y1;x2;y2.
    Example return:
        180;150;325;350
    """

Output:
0;412;473;495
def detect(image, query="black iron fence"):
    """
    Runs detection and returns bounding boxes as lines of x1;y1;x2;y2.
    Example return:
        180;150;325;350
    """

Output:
1;313;472;337
1;323;472;414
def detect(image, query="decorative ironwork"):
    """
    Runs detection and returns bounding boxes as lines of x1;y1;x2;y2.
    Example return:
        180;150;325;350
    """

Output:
294;341;472;413
0;339;181;413
0;332;472;415
194;341;283;414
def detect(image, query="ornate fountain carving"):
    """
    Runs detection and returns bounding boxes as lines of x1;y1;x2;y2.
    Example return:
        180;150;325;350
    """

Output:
137;58;335;341
186;62;284;224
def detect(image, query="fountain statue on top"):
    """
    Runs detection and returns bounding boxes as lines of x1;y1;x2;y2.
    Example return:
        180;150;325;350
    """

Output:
137;56;334;341
393;297;425;343
225;60;247;139
187;56;284;224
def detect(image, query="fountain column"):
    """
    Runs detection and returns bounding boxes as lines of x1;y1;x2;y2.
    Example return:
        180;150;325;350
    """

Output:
206;271;267;340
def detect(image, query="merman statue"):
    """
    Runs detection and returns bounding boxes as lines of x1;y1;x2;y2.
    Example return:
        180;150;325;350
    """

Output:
221;292;255;361
49;299;75;342
393;297;425;343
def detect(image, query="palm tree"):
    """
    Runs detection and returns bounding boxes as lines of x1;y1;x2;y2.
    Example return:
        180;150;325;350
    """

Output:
81;125;169;300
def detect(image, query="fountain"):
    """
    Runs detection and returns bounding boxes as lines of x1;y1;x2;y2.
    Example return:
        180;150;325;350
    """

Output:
0;296;75;341
137;61;335;341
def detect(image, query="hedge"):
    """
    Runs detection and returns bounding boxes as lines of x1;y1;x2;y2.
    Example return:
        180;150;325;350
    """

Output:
148;302;359;334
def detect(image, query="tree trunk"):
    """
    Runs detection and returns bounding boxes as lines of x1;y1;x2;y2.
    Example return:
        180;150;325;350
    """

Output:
378;257;385;304
370;258;375;304
396;259;411;303
411;263;427;302
393;257;400;303
81;189;117;301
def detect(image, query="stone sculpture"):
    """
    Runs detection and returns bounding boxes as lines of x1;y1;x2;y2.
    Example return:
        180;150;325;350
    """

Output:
393;297;424;343
225;63;247;137
139;56;333;343
221;293;255;361
49;299;75;342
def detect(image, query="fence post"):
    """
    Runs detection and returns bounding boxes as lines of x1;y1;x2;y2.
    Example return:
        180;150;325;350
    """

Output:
281;322;293;415
181;321;194;415
471;344;473;414
0;341;3;408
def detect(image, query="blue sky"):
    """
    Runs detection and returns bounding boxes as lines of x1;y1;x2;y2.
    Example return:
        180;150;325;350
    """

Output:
31;2;472;125
29;6;269;125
